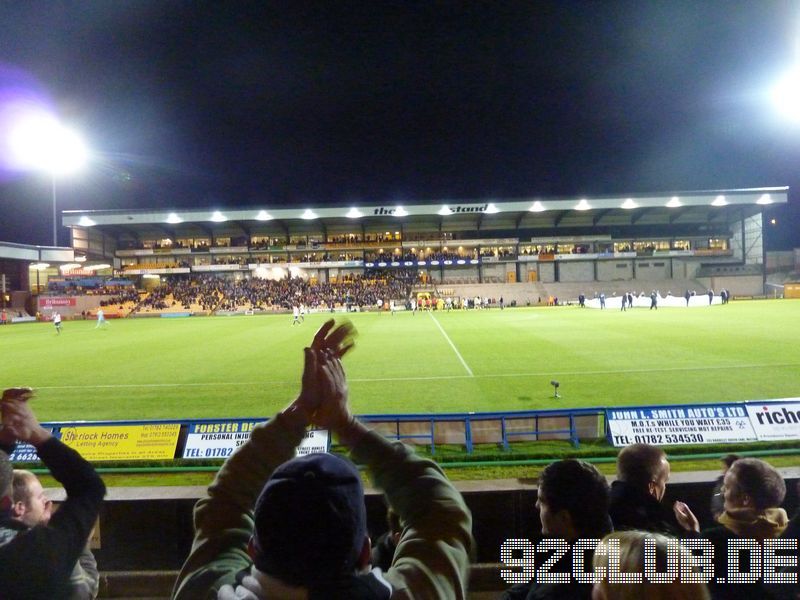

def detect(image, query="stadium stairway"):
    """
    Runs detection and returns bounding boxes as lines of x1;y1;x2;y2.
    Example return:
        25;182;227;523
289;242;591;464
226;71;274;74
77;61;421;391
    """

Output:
97;564;508;598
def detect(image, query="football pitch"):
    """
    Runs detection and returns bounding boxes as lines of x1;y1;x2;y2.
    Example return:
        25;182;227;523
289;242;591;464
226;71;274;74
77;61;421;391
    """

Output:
2;300;799;424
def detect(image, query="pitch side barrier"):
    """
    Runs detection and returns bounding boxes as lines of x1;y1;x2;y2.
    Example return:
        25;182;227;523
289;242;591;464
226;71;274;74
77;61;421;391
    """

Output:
8;398;800;463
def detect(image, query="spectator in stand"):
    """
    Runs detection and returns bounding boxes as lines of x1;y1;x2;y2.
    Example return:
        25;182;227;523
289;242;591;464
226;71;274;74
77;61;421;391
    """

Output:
501;459;612;600
592;531;710;600
709;454;740;520
674;458;791;600
609;444;681;536
11;470;99;599
0;388;106;598
172;320;472;599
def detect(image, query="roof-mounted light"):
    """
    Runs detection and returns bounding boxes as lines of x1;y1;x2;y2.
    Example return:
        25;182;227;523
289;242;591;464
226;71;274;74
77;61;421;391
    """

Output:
757;194;773;205
301;209;318;220
666;196;682;208
346;207;363;219
575;199;591;211
78;216;96;226
166;213;183;224
711;195;728;207
393;206;409;217
621;198;637;210
211;211;227;222
529;201;546;212
438;206;452;216
485;203;500;214
255;210;273;221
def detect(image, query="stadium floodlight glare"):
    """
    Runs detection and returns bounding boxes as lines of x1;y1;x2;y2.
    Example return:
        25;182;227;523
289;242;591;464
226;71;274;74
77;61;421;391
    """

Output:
59;263;80;272
75;255;87;262
30;262;49;270
438;205;452;216
166;213;183;224
8;114;88;175
575;199;591;211
255;210;273;221
621;198;637;209
529;201;546;212
712;195;728;207
210;211;227;222
77;216;95;226
8;113;89;246
771;67;800;123
757;194;773;205
300;209;318;220
485;203;500;214
346;207;363;219
393;206;409;217
84;263;111;271
666;196;682;208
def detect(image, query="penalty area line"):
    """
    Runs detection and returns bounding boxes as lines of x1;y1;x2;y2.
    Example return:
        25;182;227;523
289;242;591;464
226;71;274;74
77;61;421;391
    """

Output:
427;311;474;377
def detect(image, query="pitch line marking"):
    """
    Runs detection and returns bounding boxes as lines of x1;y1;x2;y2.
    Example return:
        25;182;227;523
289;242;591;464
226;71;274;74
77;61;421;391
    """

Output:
30;362;800;390
427;311;474;377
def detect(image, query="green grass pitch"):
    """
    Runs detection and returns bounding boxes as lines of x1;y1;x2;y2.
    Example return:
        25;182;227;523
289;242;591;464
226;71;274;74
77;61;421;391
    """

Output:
2;300;799;423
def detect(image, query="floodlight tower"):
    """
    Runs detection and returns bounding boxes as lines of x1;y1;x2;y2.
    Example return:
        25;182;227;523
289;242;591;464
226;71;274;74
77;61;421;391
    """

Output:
8;115;88;245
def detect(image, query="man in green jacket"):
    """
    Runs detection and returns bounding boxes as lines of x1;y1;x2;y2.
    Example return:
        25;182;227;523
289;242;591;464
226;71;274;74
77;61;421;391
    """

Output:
173;320;473;600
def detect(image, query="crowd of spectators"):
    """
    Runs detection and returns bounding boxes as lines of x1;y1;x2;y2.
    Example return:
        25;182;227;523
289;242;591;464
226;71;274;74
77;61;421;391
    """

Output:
135;271;418;313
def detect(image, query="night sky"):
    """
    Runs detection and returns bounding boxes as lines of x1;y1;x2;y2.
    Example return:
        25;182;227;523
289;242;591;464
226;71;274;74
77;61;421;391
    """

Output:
0;1;798;248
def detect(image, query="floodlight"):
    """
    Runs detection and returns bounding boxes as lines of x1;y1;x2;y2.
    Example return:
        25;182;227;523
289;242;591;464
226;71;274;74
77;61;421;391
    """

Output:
30;262;50;270
771;67;800;123
393;206;409;217
529;201;546;212
575;199;591;211
666;196;682;208
346;207;363;219
485;203;500;214
166;213;183;224
757;194;773;205
300;209;318;220
210;211;227;222
255;210;273;221
8;114;88;175
78;216;95;226
711;195;727;207
438;206;452;216
621;198;637;209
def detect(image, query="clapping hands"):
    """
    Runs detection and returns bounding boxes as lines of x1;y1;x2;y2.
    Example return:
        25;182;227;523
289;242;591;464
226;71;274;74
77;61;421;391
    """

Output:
0;388;51;447
295;319;356;431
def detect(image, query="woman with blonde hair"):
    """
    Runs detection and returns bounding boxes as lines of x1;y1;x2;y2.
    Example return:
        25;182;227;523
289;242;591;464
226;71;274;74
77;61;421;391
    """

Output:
591;531;709;600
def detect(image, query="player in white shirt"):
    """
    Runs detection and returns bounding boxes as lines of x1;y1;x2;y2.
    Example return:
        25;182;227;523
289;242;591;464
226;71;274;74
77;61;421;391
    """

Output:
299;303;306;323
292;305;300;325
53;312;62;334
95;308;108;329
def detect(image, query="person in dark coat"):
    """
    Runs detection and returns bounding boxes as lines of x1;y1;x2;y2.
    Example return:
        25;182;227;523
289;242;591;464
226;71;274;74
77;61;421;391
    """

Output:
501;459;612;600
608;443;681;535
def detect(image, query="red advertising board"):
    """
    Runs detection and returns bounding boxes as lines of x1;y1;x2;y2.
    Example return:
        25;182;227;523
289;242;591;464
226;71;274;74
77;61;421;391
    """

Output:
38;297;77;307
